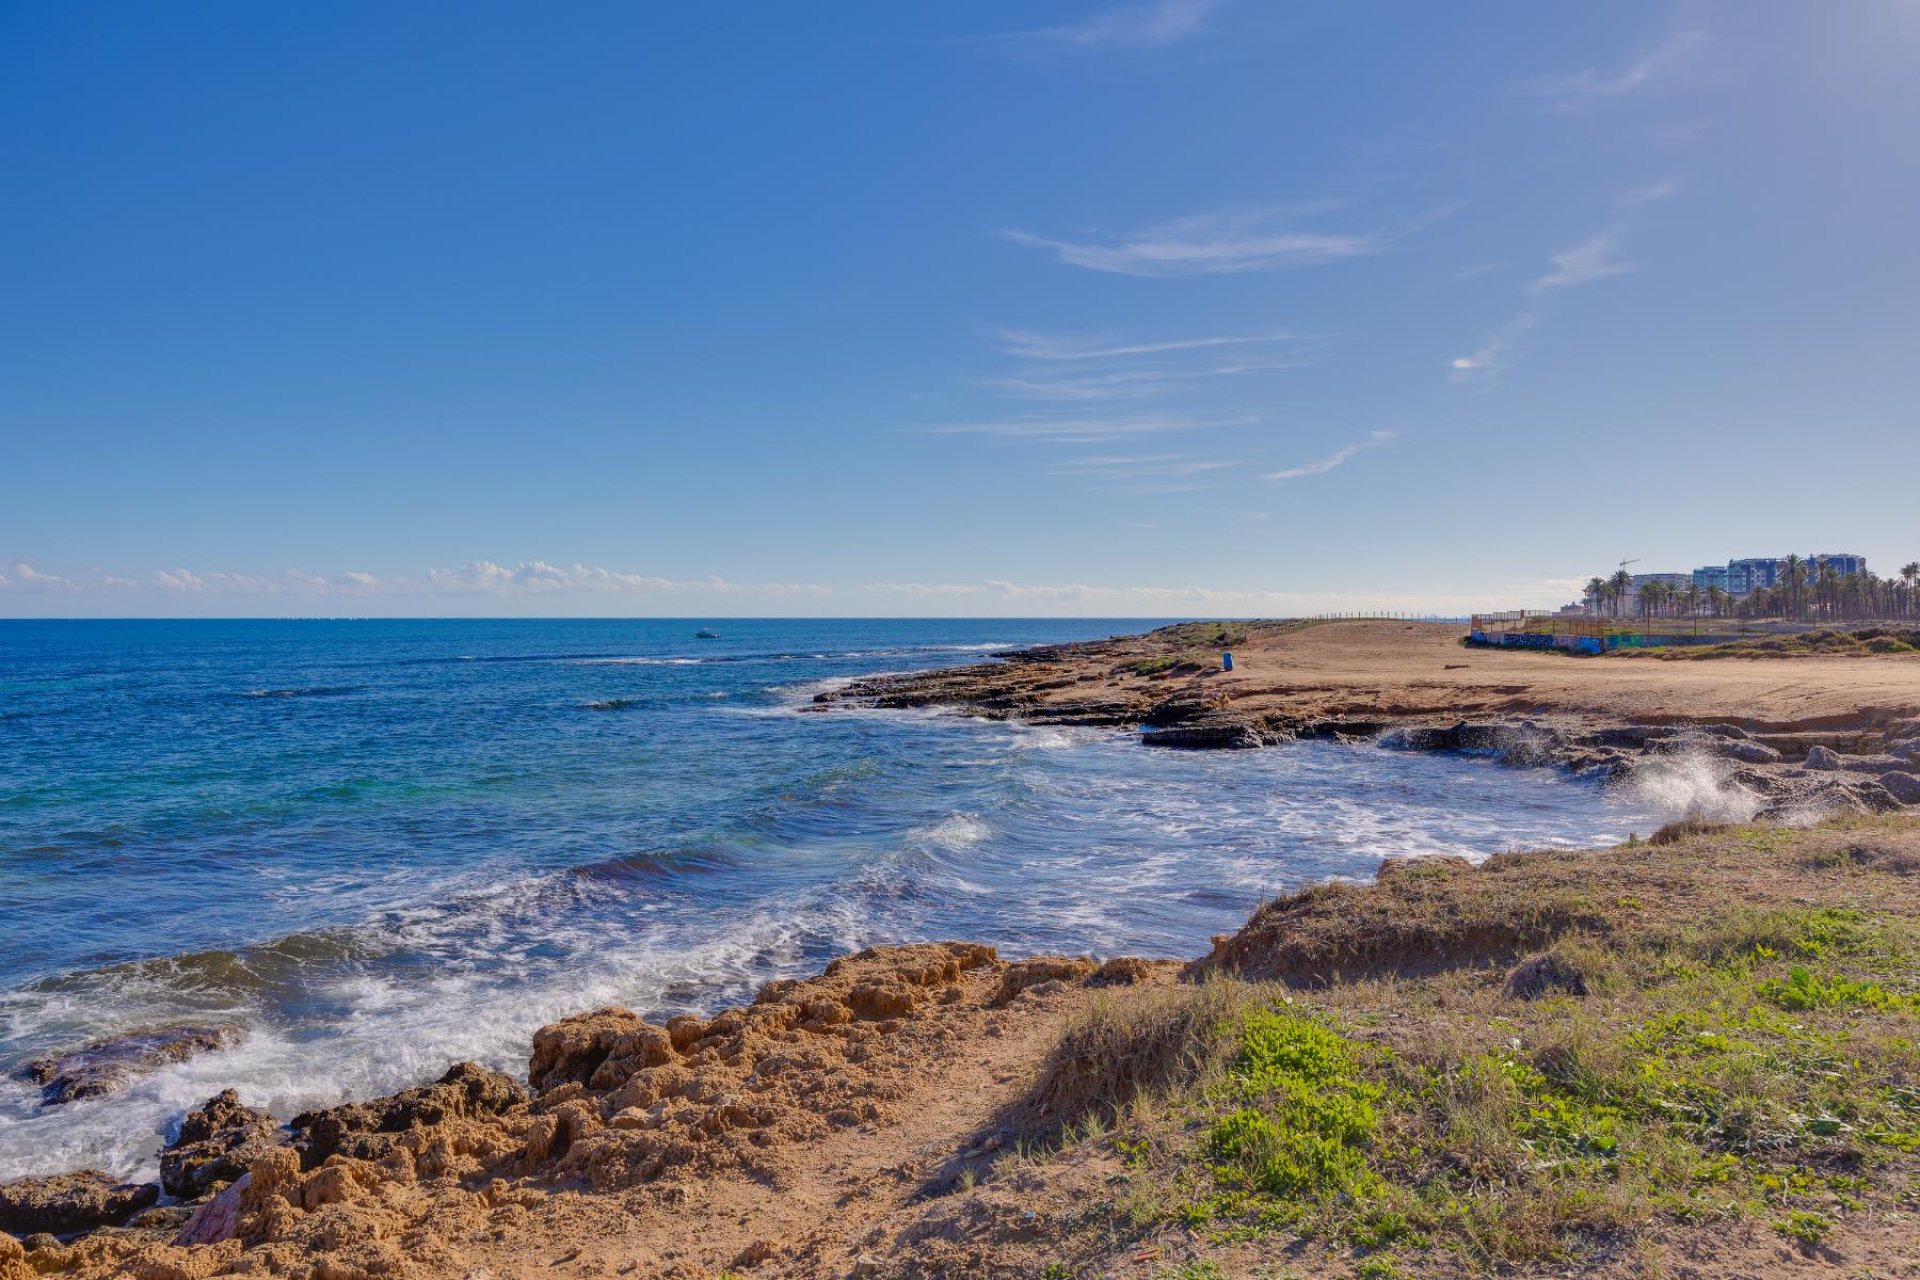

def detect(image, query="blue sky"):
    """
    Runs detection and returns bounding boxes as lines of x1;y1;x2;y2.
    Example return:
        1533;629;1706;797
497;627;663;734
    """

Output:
3;1;1917;618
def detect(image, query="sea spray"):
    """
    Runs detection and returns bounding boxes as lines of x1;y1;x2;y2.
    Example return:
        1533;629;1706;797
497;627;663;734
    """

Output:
1622;750;1765;823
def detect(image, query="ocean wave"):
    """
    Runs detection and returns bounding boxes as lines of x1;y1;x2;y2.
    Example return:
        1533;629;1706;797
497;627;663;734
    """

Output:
911;814;990;851
0;871;880;1183
1622;751;1764;823
238;685;361;699
573;657;705;666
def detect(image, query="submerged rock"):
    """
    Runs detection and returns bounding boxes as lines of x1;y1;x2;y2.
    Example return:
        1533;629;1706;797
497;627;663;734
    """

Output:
22;1024;244;1107
0;1170;158;1235
1139;722;1271;749
291;1061;525;1169
160;1089;284;1199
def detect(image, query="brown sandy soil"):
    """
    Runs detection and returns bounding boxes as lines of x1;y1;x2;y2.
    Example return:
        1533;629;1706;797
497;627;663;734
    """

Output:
18;816;1920;1280
821;620;1920;738
1202;621;1920;730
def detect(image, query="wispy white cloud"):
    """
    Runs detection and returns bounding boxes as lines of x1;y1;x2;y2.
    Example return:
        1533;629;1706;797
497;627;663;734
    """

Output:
1449;312;1538;384
1264;430;1395;481
1451;198;1666;384
986;360;1307;404
1528;231;1636;293
980;328;1314;403
1003;207;1399;277
1039;451;1247;499
1050;453;1241;479
927;412;1253;444
1616;177;1682;207
1523;22;1713;109
5;562;70;589
990;329;1291;362
1018;0;1226;48
423;563;831;597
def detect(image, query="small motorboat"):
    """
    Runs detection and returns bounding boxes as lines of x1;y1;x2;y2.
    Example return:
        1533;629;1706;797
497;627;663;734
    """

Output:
694;628;721;639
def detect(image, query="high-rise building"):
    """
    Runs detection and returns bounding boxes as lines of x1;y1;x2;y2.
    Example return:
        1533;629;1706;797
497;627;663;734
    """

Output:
1704;555;1870;598
1581;553;1874;612
1692;565;1731;594
1727;557;1782;596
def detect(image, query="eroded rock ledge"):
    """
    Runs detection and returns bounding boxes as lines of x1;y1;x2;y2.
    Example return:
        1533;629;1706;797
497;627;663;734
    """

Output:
0;943;1154;1280
810;621;1920;817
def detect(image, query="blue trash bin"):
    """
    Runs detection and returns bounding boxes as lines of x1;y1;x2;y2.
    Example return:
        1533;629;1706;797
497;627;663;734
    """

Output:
1222;651;1234;672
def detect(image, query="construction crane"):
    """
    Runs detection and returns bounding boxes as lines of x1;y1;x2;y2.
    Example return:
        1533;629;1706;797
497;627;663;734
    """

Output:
1618;558;1640;574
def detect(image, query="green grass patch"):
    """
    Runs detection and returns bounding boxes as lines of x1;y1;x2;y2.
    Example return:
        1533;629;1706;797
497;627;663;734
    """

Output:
1139;905;1920;1267
1205;1008;1385;1202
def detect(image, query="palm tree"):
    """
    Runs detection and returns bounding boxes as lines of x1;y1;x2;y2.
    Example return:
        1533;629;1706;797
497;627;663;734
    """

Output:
1813;559;1837;620
1638;580;1665;620
1781;554;1807;620
1585;577;1608;616
1853;571;1879;621
1683;582;1703;618
1609;568;1633;619
1904;563;1919;618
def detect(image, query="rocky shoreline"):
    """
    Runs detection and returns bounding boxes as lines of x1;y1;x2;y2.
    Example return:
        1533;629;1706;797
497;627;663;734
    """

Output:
0;944;1160;1278
8;620;1920;1279
810;622;1920;819
11;815;1920;1279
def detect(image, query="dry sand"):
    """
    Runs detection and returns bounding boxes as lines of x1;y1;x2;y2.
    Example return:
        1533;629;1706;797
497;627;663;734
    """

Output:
828;619;1920;734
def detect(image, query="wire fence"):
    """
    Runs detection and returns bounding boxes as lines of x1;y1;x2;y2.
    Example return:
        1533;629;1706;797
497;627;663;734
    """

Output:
1299;613;1472;624
1470;613;1904;640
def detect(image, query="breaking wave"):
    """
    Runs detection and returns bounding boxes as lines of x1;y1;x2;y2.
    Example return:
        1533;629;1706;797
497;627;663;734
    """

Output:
1622;751;1765;823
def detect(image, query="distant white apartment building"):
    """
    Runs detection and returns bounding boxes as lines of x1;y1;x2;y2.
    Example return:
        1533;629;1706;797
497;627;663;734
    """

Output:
1693;554;1869;598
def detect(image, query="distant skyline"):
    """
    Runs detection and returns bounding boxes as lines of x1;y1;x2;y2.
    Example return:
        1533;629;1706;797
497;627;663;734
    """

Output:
4;2;1918;618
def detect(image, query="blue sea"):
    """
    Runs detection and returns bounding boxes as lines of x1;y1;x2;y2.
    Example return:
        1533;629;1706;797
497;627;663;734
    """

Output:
0;618;1661;1181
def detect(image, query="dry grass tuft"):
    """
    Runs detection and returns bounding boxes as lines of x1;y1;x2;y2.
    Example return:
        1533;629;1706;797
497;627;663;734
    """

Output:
1649;816;1730;845
1503;949;1589;1000
1196;854;1624;985
1024;981;1249;1133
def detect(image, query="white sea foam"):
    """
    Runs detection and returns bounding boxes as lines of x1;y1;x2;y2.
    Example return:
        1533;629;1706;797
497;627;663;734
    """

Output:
1010;726;1103;751
1;723;1663;1184
914;814;990;851
1622;751;1765;823
0;872;878;1183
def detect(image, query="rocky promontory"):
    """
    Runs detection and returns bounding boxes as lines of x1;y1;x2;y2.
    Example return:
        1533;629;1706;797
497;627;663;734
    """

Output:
813;619;1920;817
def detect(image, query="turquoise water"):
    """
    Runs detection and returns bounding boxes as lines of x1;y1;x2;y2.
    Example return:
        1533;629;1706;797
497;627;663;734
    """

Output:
0;619;1657;1180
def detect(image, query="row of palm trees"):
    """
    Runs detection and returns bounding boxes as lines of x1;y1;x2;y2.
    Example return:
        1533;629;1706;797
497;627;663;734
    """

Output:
1582;557;1920;623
